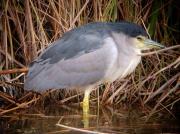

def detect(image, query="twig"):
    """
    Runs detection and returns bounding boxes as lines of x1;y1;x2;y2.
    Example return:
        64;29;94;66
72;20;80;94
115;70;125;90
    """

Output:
0;49;25;67
69;0;89;29
146;78;180;121
141;56;180;86
7;73;25;82
56;117;107;134
0;91;19;105
140;45;180;56
0;96;40;115
60;92;84;103
101;83;111;103
105;81;128;104
0;67;28;75
144;72;180;104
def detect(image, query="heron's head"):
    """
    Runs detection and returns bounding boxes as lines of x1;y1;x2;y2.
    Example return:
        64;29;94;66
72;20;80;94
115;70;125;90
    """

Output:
122;22;164;50
110;22;165;51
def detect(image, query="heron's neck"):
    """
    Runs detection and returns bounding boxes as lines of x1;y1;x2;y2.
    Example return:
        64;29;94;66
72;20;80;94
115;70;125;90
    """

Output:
111;32;142;78
111;32;141;56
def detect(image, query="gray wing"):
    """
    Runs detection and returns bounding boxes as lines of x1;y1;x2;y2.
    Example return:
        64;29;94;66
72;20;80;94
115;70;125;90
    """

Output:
24;30;116;91
26;28;105;80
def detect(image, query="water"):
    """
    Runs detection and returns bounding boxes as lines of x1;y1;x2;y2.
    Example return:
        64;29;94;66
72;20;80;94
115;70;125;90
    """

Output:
1;105;180;134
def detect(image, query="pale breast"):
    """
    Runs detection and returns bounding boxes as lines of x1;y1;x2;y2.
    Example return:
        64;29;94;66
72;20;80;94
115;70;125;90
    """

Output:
104;32;142;82
105;54;141;82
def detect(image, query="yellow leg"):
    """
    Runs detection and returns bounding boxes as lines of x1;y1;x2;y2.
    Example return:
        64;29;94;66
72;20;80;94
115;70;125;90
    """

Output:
83;89;91;113
82;89;91;128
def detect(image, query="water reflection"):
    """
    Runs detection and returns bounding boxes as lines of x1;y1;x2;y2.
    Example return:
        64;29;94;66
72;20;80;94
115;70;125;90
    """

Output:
1;105;180;133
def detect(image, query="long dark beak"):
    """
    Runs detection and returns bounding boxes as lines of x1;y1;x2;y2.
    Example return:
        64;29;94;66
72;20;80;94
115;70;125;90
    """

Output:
144;38;165;48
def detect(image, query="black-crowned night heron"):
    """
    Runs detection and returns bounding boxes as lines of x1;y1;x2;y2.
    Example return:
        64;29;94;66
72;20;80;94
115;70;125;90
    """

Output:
24;22;164;113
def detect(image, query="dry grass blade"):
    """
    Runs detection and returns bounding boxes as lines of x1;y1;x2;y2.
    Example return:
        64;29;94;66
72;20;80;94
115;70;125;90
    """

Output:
145;72;180;104
0;96;40;115
0;49;25;67
140;45;180;56
0;67;28;75
147;77;180;120
105;81;128;104
56;117;108;134
0;91;19;105
25;0;37;61
69;0;89;29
